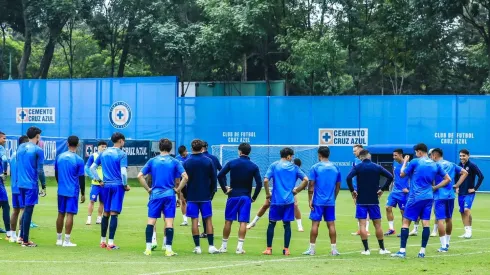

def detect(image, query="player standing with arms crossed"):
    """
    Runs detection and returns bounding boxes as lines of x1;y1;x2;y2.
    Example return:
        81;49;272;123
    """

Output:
217;143;262;254
85;141;107;225
262;147;308;256
391;143;451;258
384;149;409;236
457;149;484;239
17;127;46;247
346;149;393;256
55;136;86;247
302;146;341;256
138;138;188;256
90;132;130;250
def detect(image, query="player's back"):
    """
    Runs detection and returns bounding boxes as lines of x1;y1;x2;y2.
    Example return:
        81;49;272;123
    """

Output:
56;151;84;197
407;157;442;201
392;161;409;193
267;160;305;205
184;153;215;201
226;156;260;196
146;155;181;198
98;147;127;185
17;142;43;189
434;160;457;200
10;152;18;193
311;161;340;206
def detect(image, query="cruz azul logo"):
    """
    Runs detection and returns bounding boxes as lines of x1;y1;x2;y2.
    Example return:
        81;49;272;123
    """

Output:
109;101;132;129
319;128;368;146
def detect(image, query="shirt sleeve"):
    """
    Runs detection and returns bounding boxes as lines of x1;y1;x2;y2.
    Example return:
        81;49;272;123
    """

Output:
308;166;317;182
455;164;462;175
94;154;101;166
296;167;307;180
264;163;274;180
252;165;262;201
336;167;342;183
404;160;415;177
84;155;94;178
141;159;152;176
436;163;447;178
77;158;85;176
471;163;485;190
175;160;185;177
346;166;357;192
36;147;46;188
217;162;230;193
120;151;128;168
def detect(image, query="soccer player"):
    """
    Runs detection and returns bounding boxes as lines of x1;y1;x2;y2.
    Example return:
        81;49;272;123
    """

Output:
183;139;219;254
384;149;409;236
200;141;222;238
90;132;130;250
55;136;86;247
391;143;451;258
0;131;11;238
85;141;107;225
346;149;393;256
175;145;189;226
17;126;46;247
137;138;188;256
351;144;370;236
217;143;262;254
302;146;341;256
9;135;29;243
457;149;484;239
262;147;308;256
430;148;468;251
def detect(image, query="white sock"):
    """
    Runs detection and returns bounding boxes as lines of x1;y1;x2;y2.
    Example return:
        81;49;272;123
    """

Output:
146;242;152;250
57;233;62;240
366;221;370;231
237;239;244;250
166;245;172;251
87;215;91;221
152;231;157;243
6;231;11;237
309;243;316;251
469;226;472;235
97;216;102;220
252;216;260;224
388;221;394;230
464;226;470;235
419;247;426;254
440;236;446;248
222;239;228;249
108;239;114;246
163;237;166;246
65;234;70;243
101;237;106;243
11;231;16;239
331;243;337;251
400;248;406;253
296;219;303;228
446;235;451;245
414;224;419;231
183;215;188;223
433;224;438;233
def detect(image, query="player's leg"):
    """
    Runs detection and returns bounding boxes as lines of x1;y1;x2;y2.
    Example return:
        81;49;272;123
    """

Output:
20;187;37;247
235;196;251;254
418;199;433;258
187;202;202;254
0;200;11;239
107;185;125;250
100;186;110;248
294;196;303;232
385;203;396;236
86;185;96;225
56;195;66;246
355;205;370;254
444;199;455;249
202;201;218;253
17;208;24;243
248;198;270;229
461;194;474;238
303;221;320;255
370;206;390;254
434;200;448;252
180;192;188;226
220;197;237;253
62;196;79;247
9;206;20;242
392;199;417;258
263;203;280;255
410;218;420;236
282;203;294;256
162;196;177;256
144;216;157;255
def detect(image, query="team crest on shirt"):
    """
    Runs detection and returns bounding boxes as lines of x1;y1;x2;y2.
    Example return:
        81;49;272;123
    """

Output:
466;167;469;171
109;101;132;129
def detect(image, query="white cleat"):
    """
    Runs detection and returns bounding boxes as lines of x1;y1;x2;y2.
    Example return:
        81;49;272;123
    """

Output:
193;247;202;254
56;240;63;246
409;229;418;236
246;223;256;230
302;249;315;256
459;233;472;239
361;250;371;255
430;231;438;237
218;246;227;253
180;221;188;226
298;227;304;232
208;246;220;254
331;250;340;256
96;216;102;224
62;242;77;247
235;249;246;254
9;237;17;243
85;219;91;225
379;249;391;255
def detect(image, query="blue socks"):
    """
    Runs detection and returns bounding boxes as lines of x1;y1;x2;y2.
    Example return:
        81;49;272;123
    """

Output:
267;221;276;247
422;227;430;248
400;227;409;249
22;206;34;243
193;235;200;247
283;222;291;249
101;216;109;238
207;233;214;246
362;239;369;251
165;228;174;245
109;215;118;239
146;225;154;243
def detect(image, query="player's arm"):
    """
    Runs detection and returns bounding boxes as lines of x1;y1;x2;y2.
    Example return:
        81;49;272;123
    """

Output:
473;164;485;192
120;153;129;188
400;155;411;178
90;156;102;182
209;160;218;195
433;164;451;191
84;155;95;178
379;165;394;192
293;169;309;194
78;160;86;202
251;166;262;202
264;164;274;199
137;160;152;193
1;149;8;175
453;166;468;189
346;166;358;199
217;162;231;194
36;147;46;190
335;170;342;199
174;161;188;193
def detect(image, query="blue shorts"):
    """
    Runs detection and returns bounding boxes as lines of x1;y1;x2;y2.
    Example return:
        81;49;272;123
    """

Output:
309;205;335;222
148;196;176;219
102;185;126;214
404;199;433;221
89;185;104;202
356;205;381;220
187;201;212;219
386;193;407;210
269;203;295;222
458;194;475;213
434;199;455;220
58;195;79;214
0;181;8;201
12;193;24;209
225;196;252;223
19;187;38;207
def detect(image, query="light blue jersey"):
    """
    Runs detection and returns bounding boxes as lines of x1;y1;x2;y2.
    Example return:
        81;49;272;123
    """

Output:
10;152;19;194
0;146;8;174
309;161;341;206
392;161;410;197
404;157;447;201
55;151;85;197
265;160;306;205
16;142;45;189
434;159;461;200
141;155;185;200
93;147;128;185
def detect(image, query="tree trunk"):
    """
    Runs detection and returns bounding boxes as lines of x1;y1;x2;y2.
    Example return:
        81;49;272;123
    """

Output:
36;26;64;79
18;0;32;79
117;14;136;77
242;53;247;81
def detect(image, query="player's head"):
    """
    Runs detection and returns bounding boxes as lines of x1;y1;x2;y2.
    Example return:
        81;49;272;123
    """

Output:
159;138;172;153
202;141;208;151
67;136;79;148
97;140;108;152
353;144;363;157
0;131;5;146
393;148;404;162
18;135;29;145
459;149;470;164
430;148;443;161
111;132;125;148
191;139;204;153
358;149;370;160
413;143;428;157
238;143;251;156
178;145;188;157
293;158;302;167
280;147;294;161
318;146;330;160
26;126;42;144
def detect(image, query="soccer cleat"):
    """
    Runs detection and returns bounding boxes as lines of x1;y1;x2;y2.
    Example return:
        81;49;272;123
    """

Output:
56;240;63;246
100;242;107;248
208;246;220;254
361;250;371;255
30;222;38;228
446;244;450;249
262;248;272;255
151;243;158;251
199;233;207;238
298;227;304;232
180;221;188;226
351;230;360;236
430;231;438;237
218;246;227;253
302;249;315;256
106;244;120;250
17;237;23;244
9;237;17;243
246;223;255;230
379;249;391;255
391;251;406;258
0;228;5;233
283;248;290;256
143;249;152;256
437;247;448;253
384;229;396;236
96;217;102;224
22;241;37;247
193;247;202;254
331;250;340;256
418;253;425;258
236;249;246;254
165;250;178;257
409;230;418;236
86;218;91;225
62;242;77;247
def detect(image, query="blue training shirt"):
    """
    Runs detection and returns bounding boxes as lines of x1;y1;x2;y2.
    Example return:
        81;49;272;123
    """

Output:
16;142;45;190
55;151;85;197
265;160;307;205
434;159;461;200
141;155;185;200
309;161;341;206
94;147;128;185
392;161;409;196
175;155;188;163
404;157;447;201
0;145;8;174
10;152;19;194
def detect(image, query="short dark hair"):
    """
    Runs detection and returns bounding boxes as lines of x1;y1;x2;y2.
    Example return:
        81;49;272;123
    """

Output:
26;127;42;139
238;143;251;156
68;136;79;147
413;143;428;153
159;138;172;152
354;144;363;149
18;135;29;145
318;146;330;158
111;132;125;143
178;145;187;155
358;149;370;157
203;141;208;149
280;147;294;158
459;149;470;156
393;148;403;155
97;141;108;147
191;139;204;152
0;131;5;136
432;148;443;157
293;158;302;167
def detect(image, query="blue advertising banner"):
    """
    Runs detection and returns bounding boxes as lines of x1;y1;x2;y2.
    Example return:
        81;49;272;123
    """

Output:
5;135;69;165
83;139;151;166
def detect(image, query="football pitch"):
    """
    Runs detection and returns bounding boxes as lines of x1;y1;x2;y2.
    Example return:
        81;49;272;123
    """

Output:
1;179;489;275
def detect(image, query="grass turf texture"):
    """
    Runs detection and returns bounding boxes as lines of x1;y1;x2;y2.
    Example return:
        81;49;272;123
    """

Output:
0;177;489;274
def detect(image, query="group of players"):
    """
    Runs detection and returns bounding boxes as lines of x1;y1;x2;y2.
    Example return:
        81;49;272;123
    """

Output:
0;127;485;259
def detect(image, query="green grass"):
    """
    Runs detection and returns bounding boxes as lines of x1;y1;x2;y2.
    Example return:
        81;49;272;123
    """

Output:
0;178;489;274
